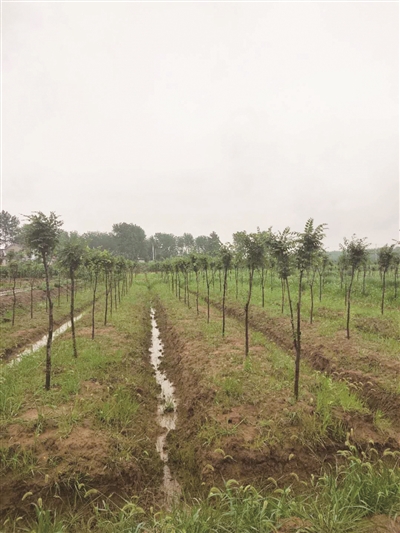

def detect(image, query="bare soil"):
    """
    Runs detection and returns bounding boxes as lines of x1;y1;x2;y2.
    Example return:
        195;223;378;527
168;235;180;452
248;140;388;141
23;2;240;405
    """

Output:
0;299;162;522
210;296;400;433
153;295;398;497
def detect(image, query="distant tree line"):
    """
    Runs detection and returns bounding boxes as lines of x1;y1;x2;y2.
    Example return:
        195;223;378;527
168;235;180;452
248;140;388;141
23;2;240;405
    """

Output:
0;211;223;262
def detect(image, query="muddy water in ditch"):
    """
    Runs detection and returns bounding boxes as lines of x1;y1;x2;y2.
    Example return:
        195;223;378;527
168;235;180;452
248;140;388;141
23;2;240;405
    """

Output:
150;308;181;506
10;314;84;365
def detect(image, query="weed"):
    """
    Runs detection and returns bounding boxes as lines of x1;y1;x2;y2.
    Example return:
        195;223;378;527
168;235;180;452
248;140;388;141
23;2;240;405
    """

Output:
97;387;139;431
163;396;175;413
0;446;38;476
373;409;392;434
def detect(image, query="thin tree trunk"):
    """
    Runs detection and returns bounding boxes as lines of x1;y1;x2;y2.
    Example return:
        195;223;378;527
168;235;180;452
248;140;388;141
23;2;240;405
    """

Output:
206;269;210;323
362;268;367;296
285;278;296;347
244;267;254;357
381;270;386;315
261;267;265;307
195;271;199;315
310;270;316;324
222;268;228;336
11;276;16;326
92;272;98;339
293;271;303;401
70;269;78;358
30;283;34;319
235;268;239;300
294;301;301;400
104;272;109;326
42;253;53;391
319;271;322;302
281;278;285;313
58;274;61;307
346;268;355;339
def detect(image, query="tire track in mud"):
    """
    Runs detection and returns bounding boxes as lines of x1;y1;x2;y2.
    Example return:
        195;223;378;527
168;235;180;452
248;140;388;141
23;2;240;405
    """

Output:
203;294;400;433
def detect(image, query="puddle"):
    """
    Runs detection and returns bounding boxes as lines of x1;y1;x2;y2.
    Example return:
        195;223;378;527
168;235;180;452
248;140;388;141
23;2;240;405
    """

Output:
10;314;84;365
150;308;181;506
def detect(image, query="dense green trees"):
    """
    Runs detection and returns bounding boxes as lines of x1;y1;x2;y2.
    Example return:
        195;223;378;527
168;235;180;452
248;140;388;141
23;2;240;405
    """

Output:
82;231;117;254
112;223;147;261
0;211;20;247
340;235;370;339
152;233;178;260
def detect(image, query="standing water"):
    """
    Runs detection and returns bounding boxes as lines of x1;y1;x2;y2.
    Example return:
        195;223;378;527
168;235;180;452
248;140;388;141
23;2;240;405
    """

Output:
149;308;181;505
9;314;84;365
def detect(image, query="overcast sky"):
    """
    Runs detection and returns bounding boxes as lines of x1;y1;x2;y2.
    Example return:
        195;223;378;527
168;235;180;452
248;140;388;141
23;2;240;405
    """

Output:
2;1;399;250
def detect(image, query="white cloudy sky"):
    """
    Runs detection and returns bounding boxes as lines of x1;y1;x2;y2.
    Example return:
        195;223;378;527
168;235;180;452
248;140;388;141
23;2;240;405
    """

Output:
2;1;399;249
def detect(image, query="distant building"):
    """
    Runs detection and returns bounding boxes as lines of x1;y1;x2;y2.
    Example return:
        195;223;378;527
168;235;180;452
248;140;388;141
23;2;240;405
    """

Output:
0;243;25;266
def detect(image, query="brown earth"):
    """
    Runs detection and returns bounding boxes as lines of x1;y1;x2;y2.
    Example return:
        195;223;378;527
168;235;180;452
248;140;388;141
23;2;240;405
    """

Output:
0;288;103;362
207;296;400;432
0;304;162;522
153;296;398;497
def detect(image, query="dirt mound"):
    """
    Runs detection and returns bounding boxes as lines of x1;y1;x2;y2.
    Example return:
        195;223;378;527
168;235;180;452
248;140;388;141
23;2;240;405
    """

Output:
212;298;400;431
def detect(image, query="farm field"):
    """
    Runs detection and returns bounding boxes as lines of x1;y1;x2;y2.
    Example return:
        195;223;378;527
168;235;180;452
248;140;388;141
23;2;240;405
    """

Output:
1;271;399;532
0;283;101;362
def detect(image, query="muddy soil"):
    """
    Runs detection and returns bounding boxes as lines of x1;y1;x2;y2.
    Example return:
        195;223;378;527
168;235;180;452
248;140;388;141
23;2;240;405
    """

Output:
0;300;163;522
208;296;400;431
153;296;398;497
0;288;101;362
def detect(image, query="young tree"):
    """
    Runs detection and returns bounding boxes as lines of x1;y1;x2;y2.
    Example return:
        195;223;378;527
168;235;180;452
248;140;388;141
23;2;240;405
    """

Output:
24;259;42;319
378;244;395;314
57;236;87;357
234;232;265;357
294;219;326;399
393;253;400;299
317;251;330;302
23;212;63;390
269;228;295;321
220;245;233;336
7;251;19;326
189;253;200;315
197;255;211;322
102;252;115;325
340;235;369;339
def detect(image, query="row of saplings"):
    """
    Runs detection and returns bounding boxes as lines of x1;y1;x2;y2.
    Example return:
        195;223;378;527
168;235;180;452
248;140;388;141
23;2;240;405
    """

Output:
152;220;399;401
5;212;137;390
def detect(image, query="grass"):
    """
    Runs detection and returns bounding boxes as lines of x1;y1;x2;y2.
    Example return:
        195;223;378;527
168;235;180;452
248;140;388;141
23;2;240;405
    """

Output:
1;273;399;532
150;275;379;497
0;284;99;360
4;446;399;532
0;280;163;528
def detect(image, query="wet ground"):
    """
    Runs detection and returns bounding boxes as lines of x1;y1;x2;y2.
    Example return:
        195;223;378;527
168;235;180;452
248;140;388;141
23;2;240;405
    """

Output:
149;308;181;506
